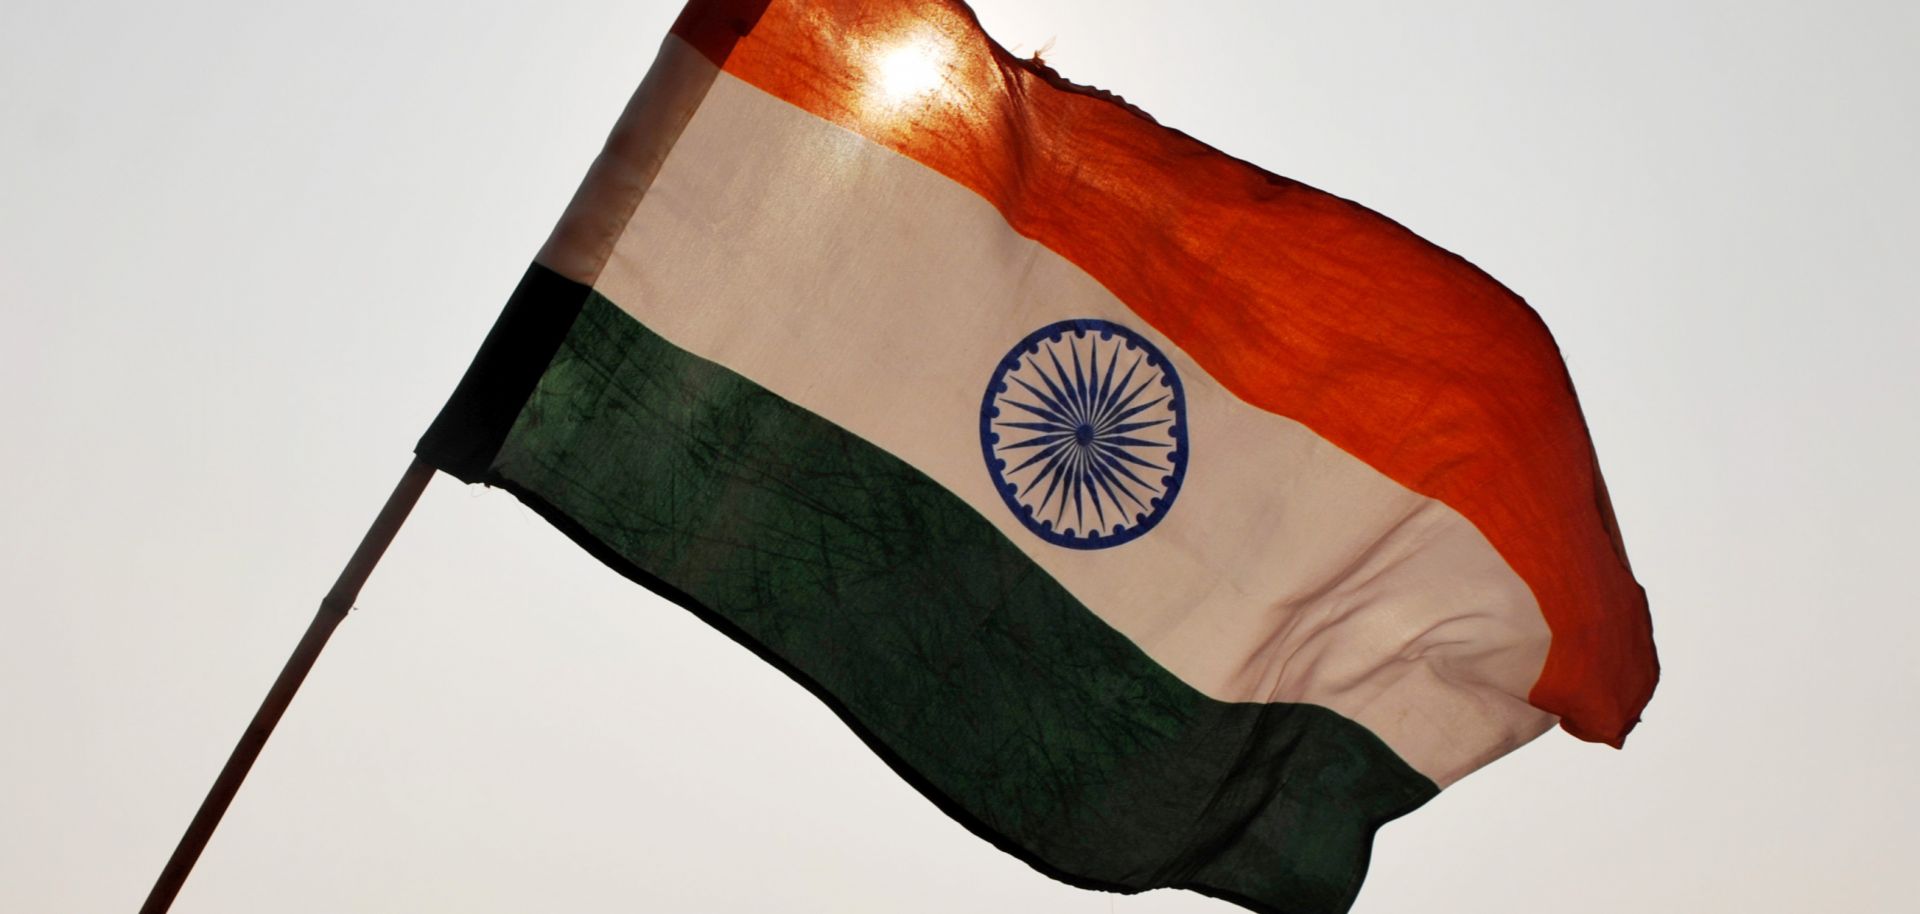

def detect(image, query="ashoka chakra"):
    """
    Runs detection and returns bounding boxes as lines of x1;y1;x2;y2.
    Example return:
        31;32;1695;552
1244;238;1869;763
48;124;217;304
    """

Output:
979;319;1189;550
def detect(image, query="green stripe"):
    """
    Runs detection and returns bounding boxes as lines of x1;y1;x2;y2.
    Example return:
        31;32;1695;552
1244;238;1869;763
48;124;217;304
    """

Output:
418;264;594;482
470;280;1436;914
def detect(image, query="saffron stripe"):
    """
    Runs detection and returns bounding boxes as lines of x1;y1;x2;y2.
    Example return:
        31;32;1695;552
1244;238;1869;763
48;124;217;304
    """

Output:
668;0;1655;745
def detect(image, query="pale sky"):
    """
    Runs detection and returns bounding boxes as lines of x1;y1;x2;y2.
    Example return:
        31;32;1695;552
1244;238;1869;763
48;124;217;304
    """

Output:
3;1;1916;912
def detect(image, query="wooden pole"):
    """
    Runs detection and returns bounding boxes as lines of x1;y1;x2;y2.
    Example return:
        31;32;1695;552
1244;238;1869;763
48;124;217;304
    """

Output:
139;457;436;914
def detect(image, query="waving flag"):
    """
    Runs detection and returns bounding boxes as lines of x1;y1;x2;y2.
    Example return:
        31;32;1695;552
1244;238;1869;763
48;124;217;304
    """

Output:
417;1;1658;911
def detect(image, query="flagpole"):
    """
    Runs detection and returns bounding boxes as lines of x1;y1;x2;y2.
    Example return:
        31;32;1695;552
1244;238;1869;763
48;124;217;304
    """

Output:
139;457;436;914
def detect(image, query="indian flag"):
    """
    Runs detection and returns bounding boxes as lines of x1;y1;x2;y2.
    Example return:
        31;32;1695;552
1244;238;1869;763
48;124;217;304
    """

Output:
417;1;1659;911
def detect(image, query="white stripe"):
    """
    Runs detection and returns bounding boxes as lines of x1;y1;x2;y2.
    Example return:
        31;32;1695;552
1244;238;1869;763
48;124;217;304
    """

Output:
549;43;1554;786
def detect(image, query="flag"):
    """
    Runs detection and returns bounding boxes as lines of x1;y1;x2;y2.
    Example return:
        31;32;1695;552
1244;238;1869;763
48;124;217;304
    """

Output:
417;1;1658;910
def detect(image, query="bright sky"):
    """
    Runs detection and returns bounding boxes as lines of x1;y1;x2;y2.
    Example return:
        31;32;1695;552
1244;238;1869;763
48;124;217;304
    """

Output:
3;1;1916;911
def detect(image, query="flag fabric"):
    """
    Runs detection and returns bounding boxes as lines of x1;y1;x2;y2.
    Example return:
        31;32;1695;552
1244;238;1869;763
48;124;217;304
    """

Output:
417;1;1658;910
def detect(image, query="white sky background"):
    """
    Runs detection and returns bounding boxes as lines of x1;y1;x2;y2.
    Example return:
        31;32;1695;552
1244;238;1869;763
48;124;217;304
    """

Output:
3;0;1916;910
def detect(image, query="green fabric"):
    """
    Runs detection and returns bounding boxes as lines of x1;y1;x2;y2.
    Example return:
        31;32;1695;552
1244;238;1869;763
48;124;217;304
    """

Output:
477;289;1436;914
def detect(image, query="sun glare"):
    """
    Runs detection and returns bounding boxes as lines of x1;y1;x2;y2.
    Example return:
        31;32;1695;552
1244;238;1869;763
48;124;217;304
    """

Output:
872;33;948;106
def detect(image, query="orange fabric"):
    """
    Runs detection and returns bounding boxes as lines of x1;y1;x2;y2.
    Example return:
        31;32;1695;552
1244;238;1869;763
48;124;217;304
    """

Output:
670;0;1656;745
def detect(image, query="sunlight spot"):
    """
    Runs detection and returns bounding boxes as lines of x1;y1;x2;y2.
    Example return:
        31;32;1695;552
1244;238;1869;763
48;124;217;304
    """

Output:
871;32;949;108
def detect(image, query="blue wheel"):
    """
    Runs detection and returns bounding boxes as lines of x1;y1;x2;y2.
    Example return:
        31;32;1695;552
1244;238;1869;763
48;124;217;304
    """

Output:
979;319;1189;550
